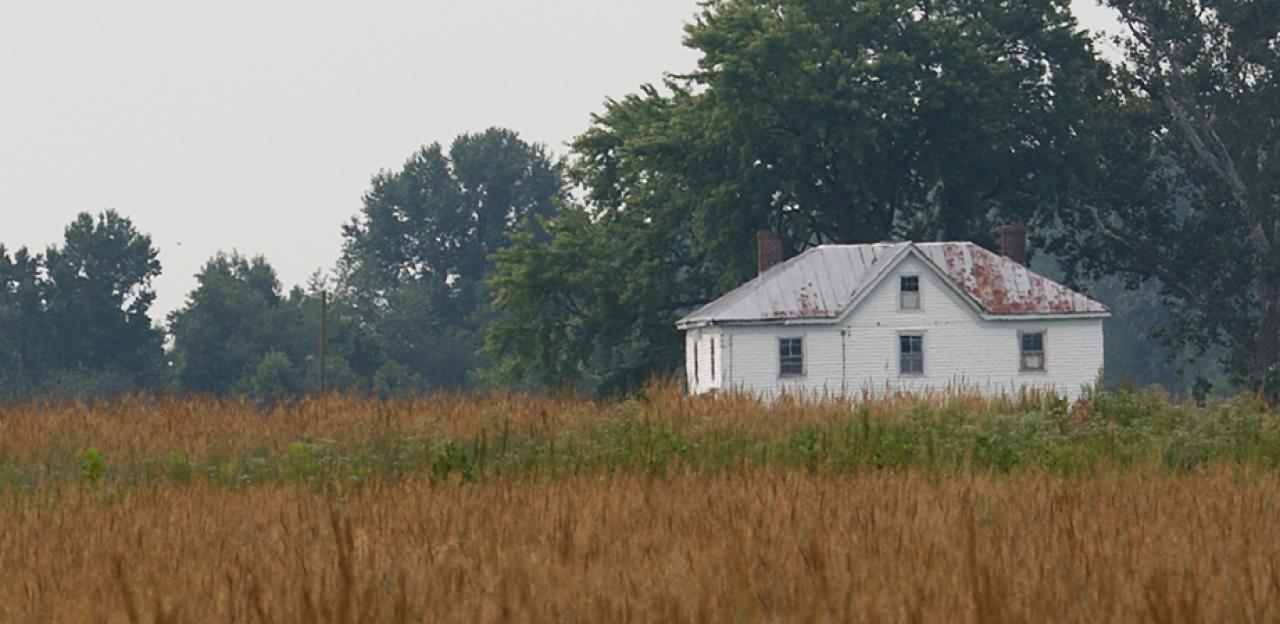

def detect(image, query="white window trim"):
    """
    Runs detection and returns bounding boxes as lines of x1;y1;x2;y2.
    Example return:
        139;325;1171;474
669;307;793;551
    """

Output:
778;335;806;378
1018;329;1048;373
897;331;926;377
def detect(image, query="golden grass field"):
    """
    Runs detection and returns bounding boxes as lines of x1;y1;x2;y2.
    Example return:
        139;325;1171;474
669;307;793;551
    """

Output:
2;387;1280;622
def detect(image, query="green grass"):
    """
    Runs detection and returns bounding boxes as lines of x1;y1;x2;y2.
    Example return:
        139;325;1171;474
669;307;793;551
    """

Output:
2;387;1279;493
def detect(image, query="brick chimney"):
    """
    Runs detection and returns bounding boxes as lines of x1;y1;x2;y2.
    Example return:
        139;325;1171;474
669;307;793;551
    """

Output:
757;229;784;275
998;223;1028;266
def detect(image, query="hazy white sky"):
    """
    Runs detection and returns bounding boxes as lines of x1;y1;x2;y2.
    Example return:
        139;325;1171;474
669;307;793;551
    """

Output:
0;1;1121;318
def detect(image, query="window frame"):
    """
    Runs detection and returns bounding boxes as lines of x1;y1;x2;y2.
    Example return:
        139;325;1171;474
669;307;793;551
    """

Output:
692;340;699;384
778;336;806;378
899;274;922;311
710;338;716;381
898;332;925;376
1018;330;1047;372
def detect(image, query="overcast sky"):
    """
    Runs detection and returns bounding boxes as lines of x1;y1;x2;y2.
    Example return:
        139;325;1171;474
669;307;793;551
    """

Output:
0;1;1121;318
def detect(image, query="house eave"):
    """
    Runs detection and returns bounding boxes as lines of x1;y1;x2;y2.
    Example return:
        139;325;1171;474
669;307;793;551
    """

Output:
676;317;839;330
978;311;1111;322
676;310;1109;331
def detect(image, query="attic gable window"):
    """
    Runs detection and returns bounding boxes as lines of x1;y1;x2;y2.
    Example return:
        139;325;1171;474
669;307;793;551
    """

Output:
900;275;920;310
779;337;804;377
1020;331;1045;371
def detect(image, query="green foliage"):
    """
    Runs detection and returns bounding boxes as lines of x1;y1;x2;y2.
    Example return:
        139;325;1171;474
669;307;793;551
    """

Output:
44;211;165;385
1048;0;1280;393
361;281;483;391
160;128;563;399
370;361;421;399
3;390;1277;491
486;208;645;391
0;211;164;403
342;129;562;299
787;430;822;473
242;351;302;405
429;441;477;484
488;0;1112;393
340;128;564;392
167;252;286;395
0;462;30;494
168;254;376;399
40;370;140;402
166;449;194;483
284;441;328;484
78;448;105;484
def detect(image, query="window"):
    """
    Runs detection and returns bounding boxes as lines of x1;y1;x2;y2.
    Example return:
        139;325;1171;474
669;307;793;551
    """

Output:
779;337;804;377
693;342;699;384
710;339;716;380
1020;331;1045;371
900;275;920;310
900;334;924;375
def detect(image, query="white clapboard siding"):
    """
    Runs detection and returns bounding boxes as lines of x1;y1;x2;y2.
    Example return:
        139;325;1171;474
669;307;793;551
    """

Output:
685;326;725;395
691;254;1104;401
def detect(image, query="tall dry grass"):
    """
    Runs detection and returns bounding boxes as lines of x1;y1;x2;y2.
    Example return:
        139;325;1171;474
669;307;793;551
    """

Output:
2;385;1280;621
2;381;1277;486
2;469;1279;622
0;381;1062;466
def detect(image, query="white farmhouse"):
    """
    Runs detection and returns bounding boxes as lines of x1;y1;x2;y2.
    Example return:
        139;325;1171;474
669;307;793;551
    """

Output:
677;231;1109;400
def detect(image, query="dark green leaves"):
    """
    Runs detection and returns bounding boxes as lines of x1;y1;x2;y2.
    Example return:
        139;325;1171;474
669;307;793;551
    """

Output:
0;211;164;401
489;0;1112;393
1049;0;1280;392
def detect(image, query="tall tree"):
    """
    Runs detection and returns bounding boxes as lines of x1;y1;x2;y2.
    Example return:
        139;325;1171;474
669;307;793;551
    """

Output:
340;127;564;390
168;253;369;398
168;253;287;395
0;245;46;398
341;128;562;303
45;211;164;385
0;211;164;400
488;0;1112;393
1049;0;1280;393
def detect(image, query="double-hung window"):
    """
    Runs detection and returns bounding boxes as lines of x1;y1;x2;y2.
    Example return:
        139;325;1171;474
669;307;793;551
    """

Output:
779;337;804;377
900;334;924;375
693;342;699;384
710;340;716;380
1020;331;1045;371
900;275;920;310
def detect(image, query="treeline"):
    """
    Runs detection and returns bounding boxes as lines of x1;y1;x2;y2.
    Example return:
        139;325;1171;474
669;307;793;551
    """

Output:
3;0;1277;401
2;128;561;402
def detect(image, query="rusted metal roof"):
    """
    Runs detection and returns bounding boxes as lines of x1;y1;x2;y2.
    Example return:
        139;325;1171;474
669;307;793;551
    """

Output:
677;242;1109;328
915;243;1109;316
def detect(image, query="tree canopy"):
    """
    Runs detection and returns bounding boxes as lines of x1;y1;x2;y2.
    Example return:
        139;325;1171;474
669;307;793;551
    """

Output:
168;254;373;401
163;127;565;401
487;0;1114;393
3;3;1277;401
340;128;563;308
0;211;164;400
1048;0;1280;394
338;127;564;391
